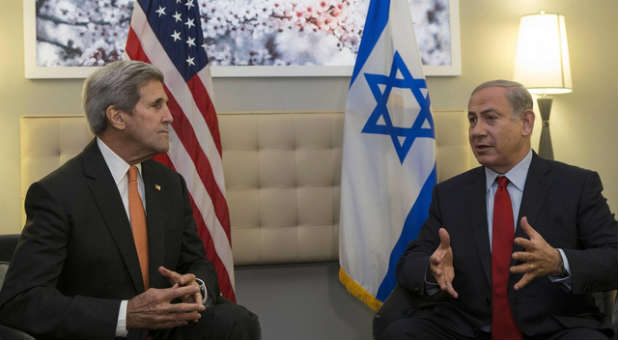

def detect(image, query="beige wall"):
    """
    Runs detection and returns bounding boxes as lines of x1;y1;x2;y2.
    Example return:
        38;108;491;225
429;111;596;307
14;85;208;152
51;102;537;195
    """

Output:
1;0;616;234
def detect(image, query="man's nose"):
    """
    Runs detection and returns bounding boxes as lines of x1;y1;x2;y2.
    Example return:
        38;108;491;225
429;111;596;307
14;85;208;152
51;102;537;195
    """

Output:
162;104;174;123
469;121;486;138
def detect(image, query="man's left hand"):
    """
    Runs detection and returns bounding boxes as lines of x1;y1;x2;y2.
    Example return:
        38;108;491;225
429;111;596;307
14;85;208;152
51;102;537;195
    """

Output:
510;216;563;290
158;266;203;308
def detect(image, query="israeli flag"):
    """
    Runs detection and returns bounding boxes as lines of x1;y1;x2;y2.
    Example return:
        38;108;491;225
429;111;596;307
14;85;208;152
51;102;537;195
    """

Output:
338;0;436;310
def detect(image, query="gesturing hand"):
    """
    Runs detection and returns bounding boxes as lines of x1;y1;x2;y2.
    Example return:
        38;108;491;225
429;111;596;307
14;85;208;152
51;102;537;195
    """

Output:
158;266;203;307
429;228;458;298
510;216;563;290
126;285;205;330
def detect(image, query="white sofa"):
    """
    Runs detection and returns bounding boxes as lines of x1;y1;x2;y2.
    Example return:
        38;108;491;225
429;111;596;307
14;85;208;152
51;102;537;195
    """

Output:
20;110;472;265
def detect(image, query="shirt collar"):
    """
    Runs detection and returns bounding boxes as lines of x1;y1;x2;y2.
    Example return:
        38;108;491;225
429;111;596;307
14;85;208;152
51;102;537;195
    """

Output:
485;149;532;192
97;138;142;185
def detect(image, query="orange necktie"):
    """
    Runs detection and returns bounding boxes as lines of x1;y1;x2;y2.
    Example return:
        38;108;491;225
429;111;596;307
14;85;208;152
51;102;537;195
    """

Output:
128;166;149;290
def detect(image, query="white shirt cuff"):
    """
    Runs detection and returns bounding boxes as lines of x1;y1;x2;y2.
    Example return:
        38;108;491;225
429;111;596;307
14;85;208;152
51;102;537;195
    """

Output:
558;248;572;275
116;300;128;337
548;248;572;291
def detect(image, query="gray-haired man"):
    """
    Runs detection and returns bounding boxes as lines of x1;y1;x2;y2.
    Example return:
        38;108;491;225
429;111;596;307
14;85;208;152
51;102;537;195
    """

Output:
381;80;617;339
0;60;260;339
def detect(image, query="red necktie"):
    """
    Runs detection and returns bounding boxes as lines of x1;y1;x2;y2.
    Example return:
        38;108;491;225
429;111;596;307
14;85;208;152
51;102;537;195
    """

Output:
128;166;149;290
491;176;521;339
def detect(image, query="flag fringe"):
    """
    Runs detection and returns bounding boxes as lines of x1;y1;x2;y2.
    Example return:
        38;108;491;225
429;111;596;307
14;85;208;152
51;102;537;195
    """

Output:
338;267;383;312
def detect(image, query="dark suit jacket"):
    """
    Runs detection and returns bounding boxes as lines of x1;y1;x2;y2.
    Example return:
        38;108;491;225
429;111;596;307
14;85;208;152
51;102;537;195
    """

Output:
0;139;220;339
396;152;617;337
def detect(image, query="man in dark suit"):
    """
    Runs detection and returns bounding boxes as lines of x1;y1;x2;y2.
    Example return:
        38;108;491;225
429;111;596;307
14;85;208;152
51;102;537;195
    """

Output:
0;60;260;339
384;80;617;339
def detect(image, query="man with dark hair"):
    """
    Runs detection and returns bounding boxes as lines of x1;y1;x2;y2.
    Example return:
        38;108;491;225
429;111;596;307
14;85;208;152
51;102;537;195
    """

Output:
384;80;617;339
0;60;260;339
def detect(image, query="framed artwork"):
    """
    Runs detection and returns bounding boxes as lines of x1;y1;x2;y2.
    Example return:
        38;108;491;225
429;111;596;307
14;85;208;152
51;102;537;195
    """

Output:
24;0;461;78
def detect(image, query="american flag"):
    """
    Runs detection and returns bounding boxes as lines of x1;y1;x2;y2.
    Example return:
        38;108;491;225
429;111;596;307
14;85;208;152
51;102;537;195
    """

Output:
125;0;235;301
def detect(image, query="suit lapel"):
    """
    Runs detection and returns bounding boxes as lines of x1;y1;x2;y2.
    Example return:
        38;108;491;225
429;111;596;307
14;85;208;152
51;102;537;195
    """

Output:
514;152;552;248
82;139;144;292
465;167;492;286
142;160;168;289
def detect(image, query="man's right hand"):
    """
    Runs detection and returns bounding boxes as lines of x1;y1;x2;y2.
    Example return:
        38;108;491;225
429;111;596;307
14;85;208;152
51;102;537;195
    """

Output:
429;227;458;298
126;284;206;329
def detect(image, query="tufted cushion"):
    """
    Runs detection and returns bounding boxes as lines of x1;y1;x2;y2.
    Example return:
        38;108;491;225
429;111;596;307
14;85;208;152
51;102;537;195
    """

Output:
20;110;471;265
220;113;343;264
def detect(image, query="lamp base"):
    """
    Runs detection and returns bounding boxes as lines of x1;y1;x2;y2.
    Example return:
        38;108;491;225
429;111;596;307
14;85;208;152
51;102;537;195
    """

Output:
537;97;554;160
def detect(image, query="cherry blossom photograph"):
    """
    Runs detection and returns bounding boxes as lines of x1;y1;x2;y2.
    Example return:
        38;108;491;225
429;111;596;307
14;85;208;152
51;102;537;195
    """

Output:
28;0;460;77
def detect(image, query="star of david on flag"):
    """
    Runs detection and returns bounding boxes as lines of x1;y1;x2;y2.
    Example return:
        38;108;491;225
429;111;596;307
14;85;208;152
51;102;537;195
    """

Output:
339;0;437;311
362;51;435;164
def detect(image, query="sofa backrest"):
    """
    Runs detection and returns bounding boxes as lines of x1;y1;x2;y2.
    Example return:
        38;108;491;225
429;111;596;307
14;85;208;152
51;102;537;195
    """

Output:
20;110;473;265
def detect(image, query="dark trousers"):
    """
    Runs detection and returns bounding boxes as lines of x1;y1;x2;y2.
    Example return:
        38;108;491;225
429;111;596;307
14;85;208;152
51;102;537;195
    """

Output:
381;316;611;340
131;297;260;340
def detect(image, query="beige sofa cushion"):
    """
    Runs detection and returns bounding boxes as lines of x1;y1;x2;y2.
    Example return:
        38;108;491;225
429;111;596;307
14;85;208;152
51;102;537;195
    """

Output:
20;110;471;265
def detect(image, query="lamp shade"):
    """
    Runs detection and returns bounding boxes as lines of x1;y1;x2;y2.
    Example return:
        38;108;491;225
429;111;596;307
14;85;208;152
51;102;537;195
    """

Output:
513;12;572;94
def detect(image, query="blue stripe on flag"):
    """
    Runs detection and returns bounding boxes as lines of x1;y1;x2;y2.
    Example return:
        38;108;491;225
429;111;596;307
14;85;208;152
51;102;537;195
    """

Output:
376;165;437;301
350;0;391;86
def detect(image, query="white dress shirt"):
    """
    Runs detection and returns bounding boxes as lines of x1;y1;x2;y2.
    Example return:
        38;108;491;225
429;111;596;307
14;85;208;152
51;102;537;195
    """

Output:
484;150;531;248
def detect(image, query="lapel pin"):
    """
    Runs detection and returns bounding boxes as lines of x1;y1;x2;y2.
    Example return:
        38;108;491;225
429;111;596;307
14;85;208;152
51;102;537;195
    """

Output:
155;184;161;191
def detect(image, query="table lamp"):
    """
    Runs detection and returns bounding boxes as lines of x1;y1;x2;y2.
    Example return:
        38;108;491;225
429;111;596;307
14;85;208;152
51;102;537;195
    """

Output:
513;12;572;160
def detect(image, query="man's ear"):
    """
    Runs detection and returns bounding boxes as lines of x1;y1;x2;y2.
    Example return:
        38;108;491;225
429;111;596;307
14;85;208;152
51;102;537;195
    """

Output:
521;109;535;137
105;105;126;130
